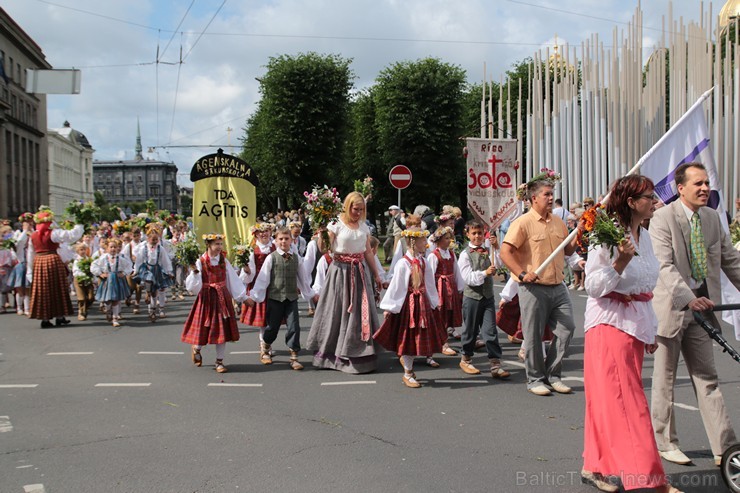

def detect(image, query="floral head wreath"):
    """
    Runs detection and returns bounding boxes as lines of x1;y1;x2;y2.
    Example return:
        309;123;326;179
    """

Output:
288;221;302;229
401;228;430;239
145;223;162;236
430;226;454;242
18;212;35;224
33;206;54;224
527;167;562;187
202;233;224;241
250;223;273;234
436;214;454;224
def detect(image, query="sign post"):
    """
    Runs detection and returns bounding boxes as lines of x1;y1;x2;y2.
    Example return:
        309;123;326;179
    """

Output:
388;165;412;208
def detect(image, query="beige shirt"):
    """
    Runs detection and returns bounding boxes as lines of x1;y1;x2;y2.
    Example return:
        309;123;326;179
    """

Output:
503;208;568;285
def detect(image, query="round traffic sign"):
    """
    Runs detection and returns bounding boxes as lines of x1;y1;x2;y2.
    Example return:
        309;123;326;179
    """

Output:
389;165;412;190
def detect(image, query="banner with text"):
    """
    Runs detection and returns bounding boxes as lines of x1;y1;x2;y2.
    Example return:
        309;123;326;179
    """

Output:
190;149;258;261
466;138;518;231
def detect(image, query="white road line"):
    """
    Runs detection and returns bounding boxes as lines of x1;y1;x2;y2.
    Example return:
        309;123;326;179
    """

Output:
229;351;260;355
46;352;94;356
94;383;151;387
0;384;38;389
137;351;184;355
0;416;12;432
207;383;263;387
674;402;699;411
23;485;46;493
434;379;489;384
320;381;376;386
562;376;585;382
676;375;691;380
503;360;526;369
16;464;34;469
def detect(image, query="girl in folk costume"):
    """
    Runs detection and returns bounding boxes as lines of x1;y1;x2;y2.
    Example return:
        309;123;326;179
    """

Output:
240;223;275;339
91;239;132;327
134;224;174;322
311;250;333;296
26;209;84;328
427;226;463;357
374;227;445;388
72;243;95;321
122;227;143;314
7;213;34;316
0;225;17;314
182;234;246;373
289;221;307;256
387;214;425;279
302;230;325;317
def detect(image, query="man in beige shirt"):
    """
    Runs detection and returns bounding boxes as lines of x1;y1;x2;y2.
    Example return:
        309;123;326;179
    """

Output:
501;179;582;396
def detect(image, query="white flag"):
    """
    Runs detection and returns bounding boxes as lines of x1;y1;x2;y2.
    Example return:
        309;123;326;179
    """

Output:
637;89;740;340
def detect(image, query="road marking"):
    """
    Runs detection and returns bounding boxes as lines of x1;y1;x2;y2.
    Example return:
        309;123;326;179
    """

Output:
0;416;12;432
562;376;585;382
229;351;260;355
94;383;151;387
207;383;263;387
16;464;34;469
321;381;376;386
674;402;699;411
0;384;38;389
23;485;46;493
503;360;526;369
46;352;94;355
138;351;184;355
676;375;691;380
435;379;489;384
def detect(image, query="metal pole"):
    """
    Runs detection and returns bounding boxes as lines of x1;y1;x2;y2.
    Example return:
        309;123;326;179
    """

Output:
398;188;401;209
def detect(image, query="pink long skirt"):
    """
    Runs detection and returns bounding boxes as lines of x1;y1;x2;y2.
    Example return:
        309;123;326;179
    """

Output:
583;324;666;490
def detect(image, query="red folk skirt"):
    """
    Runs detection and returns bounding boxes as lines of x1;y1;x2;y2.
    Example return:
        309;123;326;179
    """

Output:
582;324;666;490
181;281;240;345
29;252;73;320
239;249;272;327
496;294;553;341
373;290;446;356
434;273;463;329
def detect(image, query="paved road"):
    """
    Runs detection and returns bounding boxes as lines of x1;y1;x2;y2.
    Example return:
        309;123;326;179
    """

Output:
1;283;738;492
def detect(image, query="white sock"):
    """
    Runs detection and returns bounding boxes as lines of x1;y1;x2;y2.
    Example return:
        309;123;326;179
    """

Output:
216;343;226;360
24;295;29;312
112;303;121;317
157;291;166;308
400;355;414;372
15;293;22;312
259;327;266;343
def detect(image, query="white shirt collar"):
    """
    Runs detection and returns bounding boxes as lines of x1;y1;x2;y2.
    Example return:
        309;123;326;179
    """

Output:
679;199;699;222
275;247;290;256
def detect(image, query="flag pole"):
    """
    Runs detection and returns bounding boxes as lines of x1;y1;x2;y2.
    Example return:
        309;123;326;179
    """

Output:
533;86;715;277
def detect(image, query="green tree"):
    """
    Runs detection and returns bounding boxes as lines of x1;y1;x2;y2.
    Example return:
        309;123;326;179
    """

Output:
373;58;467;211
240;52;354;211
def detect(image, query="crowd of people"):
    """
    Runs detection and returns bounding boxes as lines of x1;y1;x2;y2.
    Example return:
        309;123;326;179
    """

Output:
3;164;740;493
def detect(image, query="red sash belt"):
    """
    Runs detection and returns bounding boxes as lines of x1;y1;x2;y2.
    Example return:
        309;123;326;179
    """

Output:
408;287;430;329
436;274;454;310
206;281;230;326
335;253;371;341
602;291;654;304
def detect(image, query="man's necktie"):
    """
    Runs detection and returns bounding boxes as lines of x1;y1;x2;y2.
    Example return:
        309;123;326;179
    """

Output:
690;212;707;282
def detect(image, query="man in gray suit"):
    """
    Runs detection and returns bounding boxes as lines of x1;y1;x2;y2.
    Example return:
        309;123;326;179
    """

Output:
649;162;740;466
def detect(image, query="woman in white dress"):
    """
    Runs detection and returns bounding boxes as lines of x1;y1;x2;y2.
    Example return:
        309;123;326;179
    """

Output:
306;192;384;373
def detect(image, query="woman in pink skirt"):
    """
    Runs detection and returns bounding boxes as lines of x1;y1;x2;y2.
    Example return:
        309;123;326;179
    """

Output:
581;175;680;493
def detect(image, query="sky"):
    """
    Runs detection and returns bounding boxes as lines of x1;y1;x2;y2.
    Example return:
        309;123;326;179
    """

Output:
2;0;710;187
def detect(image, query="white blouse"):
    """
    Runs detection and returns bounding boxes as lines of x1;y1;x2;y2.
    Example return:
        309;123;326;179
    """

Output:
185;254;246;303
12;230;29;262
584;227;660;344
328;220;369;254
91;253;133;277
312;254;332;294
379;253;439;314
26;224;84;282
133;243;173;275
388;237;433;280
239;240;275;285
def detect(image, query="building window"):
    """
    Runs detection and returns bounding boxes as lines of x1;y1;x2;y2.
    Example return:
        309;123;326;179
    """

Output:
150;186;159;197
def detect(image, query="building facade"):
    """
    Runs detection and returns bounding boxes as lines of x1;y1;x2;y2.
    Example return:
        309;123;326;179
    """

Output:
93;126;179;212
0;7;51;220
48;121;94;215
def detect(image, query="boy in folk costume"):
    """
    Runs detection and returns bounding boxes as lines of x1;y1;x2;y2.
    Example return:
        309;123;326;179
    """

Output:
427;226;463;357
457;220;510;378
374;227;445;388
289;221;307;256
91;238;132;327
134;224;173;322
0;226;17;314
245;226;317;370
240;223;275;340
72;243;95;321
7;213;34;316
182;234;246;374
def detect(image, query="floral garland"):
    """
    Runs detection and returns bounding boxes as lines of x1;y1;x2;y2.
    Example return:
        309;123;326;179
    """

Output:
202;233;224;241
250;223;274;234
34;206;54;224
581;204;634;257
430;226;454;242
18;212;34;224
401;229;430;238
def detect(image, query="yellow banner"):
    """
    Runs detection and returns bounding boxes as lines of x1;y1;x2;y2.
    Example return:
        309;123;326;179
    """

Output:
190;150;258;261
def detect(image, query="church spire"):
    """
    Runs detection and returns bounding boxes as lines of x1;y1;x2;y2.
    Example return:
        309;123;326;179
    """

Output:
135;117;143;161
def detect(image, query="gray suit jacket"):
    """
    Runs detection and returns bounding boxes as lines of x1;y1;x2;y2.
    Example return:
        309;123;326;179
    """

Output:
649;200;740;338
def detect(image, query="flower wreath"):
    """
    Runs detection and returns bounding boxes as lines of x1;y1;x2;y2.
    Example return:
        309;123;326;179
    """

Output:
18;212;35;224
401;229;430;239
250;223;274;234
288;221;302;229
33;206;54;224
202;233;224;241
430;226;454;242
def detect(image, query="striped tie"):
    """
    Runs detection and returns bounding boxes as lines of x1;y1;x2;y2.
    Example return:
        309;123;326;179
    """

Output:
689;212;707;283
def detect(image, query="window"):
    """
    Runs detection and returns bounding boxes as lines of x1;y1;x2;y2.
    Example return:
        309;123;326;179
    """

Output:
149;185;159;197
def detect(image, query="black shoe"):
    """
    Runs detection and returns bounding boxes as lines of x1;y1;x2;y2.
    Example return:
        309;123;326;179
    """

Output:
40;321;54;328
55;318;71;326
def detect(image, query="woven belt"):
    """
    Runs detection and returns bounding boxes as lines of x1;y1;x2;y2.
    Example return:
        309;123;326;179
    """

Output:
335;253;371;341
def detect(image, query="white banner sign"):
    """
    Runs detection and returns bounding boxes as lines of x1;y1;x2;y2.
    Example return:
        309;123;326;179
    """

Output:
466;138;518;231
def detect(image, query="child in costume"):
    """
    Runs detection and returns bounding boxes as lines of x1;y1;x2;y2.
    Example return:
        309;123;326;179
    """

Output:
122;227;143;314
289;221;307;256
72;243;95;321
182;234;246;373
134;225;173;322
374;227;445;388
427;226;463;357
240;223;276;346
7;213;34;316
91;238;132;327
0;226;17;314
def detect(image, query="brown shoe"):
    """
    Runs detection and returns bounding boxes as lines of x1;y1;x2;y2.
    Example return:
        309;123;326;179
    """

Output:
192;346;202;367
441;343;457;356
289;351;303;371
580;470;618;492
459;357;481;375
260;343;273;365
490;359;510;379
402;373;421;388
215;359;227;373
507;334;523;344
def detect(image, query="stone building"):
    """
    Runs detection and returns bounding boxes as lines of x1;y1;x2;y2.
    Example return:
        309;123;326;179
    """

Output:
0;7;51;219
47;120;94;215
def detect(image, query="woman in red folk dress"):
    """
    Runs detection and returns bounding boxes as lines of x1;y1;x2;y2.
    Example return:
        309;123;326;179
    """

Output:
374;227;445;388
427;226;463;357
240;223;275;346
182;234;247;373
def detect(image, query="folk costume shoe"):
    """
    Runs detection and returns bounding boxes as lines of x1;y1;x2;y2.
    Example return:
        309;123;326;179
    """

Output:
289;351;303;371
659;449;692;465
489;359;510;379
528;384;552;396
55;317;71;326
441;343;457;356
191;346;202;367
215;359;227;373
260;343;273;365
402;372;421;388
550;381;573;394
425;357;440;368
459;356;481;375
580;470;618;492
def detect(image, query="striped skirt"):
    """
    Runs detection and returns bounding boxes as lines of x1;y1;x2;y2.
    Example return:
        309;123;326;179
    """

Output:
96;274;132;302
29;253;73;320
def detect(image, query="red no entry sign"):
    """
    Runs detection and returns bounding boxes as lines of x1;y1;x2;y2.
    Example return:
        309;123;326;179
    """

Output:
389;165;412;190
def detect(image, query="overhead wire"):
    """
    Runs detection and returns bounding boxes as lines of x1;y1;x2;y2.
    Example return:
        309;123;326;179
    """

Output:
158;0;195;62
182;0;227;61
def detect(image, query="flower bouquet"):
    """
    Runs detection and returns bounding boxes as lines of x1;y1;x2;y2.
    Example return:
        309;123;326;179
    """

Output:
175;235;201;268
231;237;252;269
1;232;16;251
303;184;343;251
354;176;374;202
581;205;633;257
132;213;151;230
65;200;101;227
731;222;740;249
75;256;94;286
58;219;76;230
112;220;131;235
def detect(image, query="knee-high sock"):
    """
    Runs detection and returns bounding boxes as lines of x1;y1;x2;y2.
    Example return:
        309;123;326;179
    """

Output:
216;343;226;360
157;290;166;308
259;327;266;343
23;295;29;312
112;302;121;317
15;293;22;312
400;355;414;372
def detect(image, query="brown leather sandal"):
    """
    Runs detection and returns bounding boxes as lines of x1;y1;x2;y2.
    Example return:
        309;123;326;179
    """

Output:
192;346;202;367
